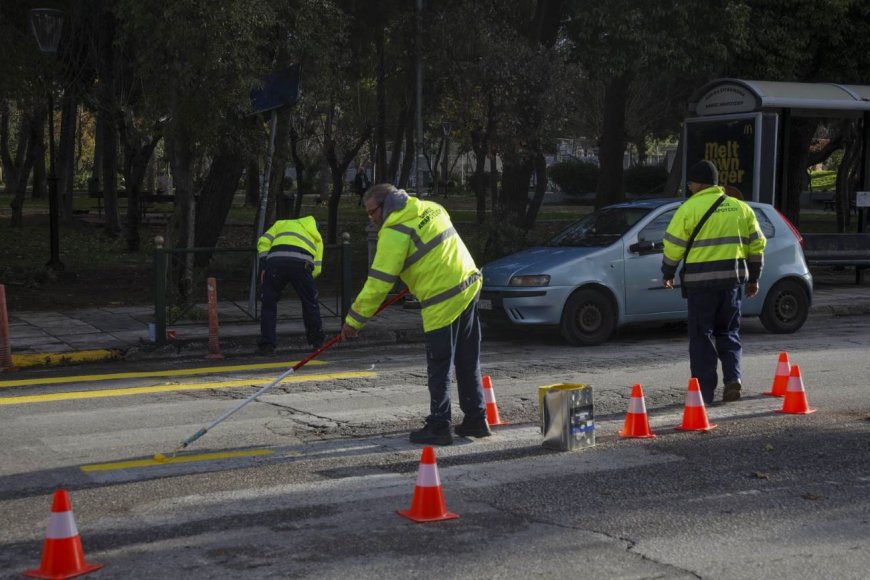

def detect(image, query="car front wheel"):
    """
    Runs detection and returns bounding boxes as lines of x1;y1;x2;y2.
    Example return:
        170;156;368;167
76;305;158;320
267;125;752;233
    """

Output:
759;279;809;334
560;288;616;346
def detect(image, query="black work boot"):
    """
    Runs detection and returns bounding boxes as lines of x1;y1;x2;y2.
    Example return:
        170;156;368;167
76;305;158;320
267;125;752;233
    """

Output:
454;417;492;438
409;422;453;446
723;379;742;402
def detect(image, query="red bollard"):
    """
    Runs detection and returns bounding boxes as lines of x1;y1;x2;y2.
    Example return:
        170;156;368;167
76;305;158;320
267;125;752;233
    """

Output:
0;285;18;373
206;277;224;360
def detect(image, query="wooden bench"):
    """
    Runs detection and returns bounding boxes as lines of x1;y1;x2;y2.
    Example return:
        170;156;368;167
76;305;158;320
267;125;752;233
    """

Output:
802;233;870;284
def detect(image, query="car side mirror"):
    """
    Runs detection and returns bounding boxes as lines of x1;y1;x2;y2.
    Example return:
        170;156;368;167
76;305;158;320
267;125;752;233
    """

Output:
629;240;661;254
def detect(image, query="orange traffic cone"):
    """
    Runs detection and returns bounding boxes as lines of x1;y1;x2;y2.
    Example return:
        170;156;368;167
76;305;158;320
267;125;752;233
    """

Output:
764;352;790;397
398;446;459;523
675;378;717;432
482;375;509;426
619;384;656;438
777;364;817;415
24;489;102;579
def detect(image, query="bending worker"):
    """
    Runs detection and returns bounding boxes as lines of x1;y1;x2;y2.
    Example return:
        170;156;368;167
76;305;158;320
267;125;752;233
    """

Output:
661;160;766;405
340;183;488;446
257;213;325;355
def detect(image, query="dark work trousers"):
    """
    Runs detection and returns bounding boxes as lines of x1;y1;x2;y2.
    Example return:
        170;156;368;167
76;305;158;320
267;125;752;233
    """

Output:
686;286;743;404
423;297;486;427
259;260;324;349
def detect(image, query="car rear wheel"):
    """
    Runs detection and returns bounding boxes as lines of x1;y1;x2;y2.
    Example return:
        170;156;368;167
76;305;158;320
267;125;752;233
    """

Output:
560;288;616;346
760;279;809;334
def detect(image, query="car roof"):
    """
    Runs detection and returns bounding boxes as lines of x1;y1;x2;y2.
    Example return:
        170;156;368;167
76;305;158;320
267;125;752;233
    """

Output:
603;197;774;210
604;198;682;210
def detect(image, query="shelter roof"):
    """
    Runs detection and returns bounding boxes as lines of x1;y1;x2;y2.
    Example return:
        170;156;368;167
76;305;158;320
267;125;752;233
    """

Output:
689;78;870;118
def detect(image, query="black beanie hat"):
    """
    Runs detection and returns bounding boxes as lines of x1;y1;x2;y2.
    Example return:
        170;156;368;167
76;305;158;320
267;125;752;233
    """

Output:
687;160;719;186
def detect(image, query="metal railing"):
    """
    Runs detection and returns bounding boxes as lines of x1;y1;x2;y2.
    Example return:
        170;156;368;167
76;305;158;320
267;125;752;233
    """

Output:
152;234;353;346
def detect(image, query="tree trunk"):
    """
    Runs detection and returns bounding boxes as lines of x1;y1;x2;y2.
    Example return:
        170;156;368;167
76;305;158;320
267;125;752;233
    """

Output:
375;29;388;183
325;126;373;243
30;111;47;200
194;145;247;266
289;124;306;218
596;74;631;208
58;94;78;223
470;125;488;225
399;111;415;189
245;160;259;206
783;117;818;228
835;121;861;232
169;129;196;301
387;101;409;185
3;105;38;227
499;152;533;226
121;113;162;252
524;149;548;230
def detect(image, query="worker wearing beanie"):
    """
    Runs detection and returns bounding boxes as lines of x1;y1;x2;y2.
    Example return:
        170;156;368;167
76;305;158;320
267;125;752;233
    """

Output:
341;183;488;446
661;160;767;405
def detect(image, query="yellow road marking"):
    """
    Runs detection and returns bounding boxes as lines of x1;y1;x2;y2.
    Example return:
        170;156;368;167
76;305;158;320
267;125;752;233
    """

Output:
12;349;123;368
81;449;274;472
0;370;376;406
0;360;327;388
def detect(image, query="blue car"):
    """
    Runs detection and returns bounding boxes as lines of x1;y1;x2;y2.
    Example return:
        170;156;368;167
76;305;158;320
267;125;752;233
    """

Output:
480;198;813;346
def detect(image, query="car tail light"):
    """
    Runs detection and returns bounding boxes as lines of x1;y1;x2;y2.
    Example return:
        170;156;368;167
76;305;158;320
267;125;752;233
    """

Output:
775;209;803;248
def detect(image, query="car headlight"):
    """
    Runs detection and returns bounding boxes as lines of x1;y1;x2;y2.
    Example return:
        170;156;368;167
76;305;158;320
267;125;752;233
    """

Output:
509;275;550;287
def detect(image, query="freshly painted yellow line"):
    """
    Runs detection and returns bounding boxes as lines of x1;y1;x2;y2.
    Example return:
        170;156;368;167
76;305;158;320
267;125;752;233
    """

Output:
81;449;274;472
0;360;327;388
11;349;123;369
0;370;376;406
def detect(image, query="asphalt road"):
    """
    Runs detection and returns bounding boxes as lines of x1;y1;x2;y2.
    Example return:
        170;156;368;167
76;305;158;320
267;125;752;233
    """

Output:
1;314;868;578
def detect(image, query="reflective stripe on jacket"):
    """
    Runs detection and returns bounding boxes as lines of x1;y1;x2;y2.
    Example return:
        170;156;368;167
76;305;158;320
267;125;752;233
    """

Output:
346;197;481;333
661;186;766;290
257;216;323;278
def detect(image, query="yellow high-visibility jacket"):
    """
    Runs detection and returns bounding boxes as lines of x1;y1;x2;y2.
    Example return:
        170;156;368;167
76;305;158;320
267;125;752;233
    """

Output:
662;186;766;290
346;197;481;332
257;216;323;278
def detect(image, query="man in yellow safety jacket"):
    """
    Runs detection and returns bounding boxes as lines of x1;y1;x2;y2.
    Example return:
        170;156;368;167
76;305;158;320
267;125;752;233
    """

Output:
340;183;488;445
257;214;324;355
662;160;766;405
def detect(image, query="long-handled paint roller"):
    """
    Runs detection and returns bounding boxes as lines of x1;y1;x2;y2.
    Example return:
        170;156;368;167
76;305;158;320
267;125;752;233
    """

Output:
153;289;408;463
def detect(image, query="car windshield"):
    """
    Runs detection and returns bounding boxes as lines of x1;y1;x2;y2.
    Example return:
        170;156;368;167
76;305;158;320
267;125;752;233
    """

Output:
546;207;653;247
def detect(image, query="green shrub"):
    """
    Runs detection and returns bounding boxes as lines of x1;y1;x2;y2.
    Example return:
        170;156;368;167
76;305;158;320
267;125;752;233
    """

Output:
549;160;598;195
624;164;669;196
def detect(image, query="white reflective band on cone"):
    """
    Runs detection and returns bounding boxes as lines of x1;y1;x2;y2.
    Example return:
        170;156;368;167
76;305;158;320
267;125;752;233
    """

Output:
777;362;789;373
46;512;78;539
484;388;496;404
686;389;704;407
628;396;647;414
415;463;441;487
787;377;802;392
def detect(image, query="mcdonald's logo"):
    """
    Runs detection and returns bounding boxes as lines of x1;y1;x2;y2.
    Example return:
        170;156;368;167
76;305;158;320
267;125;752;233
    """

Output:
744;123;753;135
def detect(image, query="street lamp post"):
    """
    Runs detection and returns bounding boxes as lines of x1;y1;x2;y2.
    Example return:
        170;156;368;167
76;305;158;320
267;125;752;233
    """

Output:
29;8;65;271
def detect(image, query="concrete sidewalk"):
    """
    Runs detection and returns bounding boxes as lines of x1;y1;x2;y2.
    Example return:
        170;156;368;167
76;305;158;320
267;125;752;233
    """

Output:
5;274;870;369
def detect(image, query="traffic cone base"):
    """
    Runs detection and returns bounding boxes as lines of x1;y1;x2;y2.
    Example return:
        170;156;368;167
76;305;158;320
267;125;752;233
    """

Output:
675;378;717;432
398;447;459;523
764;351;790;397
482;375;509;426
619;384;656;438
777;364;816;415
24;490;102;579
